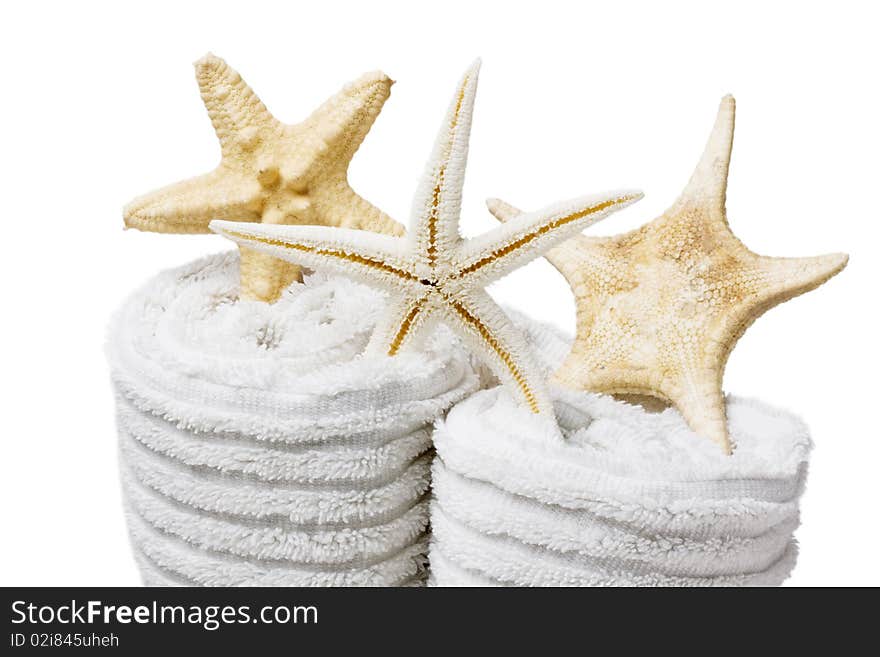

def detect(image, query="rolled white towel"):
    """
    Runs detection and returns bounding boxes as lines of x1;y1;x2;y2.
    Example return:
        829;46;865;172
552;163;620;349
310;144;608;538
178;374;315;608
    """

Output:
128;507;430;587
429;315;811;587
107;252;479;586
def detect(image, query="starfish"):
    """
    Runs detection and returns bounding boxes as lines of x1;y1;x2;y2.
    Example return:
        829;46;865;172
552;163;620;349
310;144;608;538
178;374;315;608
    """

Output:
123;53;404;303
211;61;641;416
488;96;848;453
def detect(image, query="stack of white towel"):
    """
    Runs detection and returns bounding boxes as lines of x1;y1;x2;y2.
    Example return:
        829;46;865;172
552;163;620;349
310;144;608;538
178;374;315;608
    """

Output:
107;252;479;586
429;316;812;586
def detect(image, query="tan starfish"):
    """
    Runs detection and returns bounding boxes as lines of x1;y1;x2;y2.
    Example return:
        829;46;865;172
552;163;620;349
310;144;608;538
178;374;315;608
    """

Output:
123;53;404;302
212;61;642;416
488;96;847;453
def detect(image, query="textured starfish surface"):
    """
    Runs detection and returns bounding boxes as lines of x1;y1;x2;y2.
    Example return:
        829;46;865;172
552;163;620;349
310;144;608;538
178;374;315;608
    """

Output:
489;96;847;453
212;61;641;416
124;54;404;302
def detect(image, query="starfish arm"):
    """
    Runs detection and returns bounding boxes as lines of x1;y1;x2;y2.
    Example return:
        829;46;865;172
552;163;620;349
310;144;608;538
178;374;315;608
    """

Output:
238;247;302;302
308;180;406;236
484;197;520;222
677;95;735;211
439;289;553;415
754;252;849;302
707;251;849;363
668;373;732;455
210;220;419;293
487;198;610;280
301;71;394;174
123;169;262;233
194;54;280;160
487;197;581;273
365;291;436;357
292;72;405;239
670;253;845;456
408;60;481;267
457;191;642;286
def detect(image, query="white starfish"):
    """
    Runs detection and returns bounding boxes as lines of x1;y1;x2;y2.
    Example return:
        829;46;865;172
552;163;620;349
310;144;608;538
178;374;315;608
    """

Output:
212;61;641;415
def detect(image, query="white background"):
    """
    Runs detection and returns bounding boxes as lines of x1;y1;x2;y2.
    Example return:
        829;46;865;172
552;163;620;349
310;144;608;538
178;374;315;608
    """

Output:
1;1;876;586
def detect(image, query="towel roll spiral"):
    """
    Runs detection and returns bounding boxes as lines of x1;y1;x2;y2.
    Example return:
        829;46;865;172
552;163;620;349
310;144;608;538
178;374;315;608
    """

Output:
107;252;479;586
429;316;811;586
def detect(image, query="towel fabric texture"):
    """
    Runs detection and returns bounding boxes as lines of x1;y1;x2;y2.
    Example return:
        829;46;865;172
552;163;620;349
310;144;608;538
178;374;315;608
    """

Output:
107;252;479;586
429;315;812;586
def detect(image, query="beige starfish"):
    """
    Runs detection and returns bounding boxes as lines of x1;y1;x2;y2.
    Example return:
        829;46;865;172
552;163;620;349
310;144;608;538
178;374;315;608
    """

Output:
489;96;848;453
123;53;404;302
212;61;642;417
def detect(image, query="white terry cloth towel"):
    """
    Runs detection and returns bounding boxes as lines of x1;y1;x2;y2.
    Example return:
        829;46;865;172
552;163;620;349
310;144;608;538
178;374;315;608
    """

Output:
107;251;479;586
429;314;812;587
